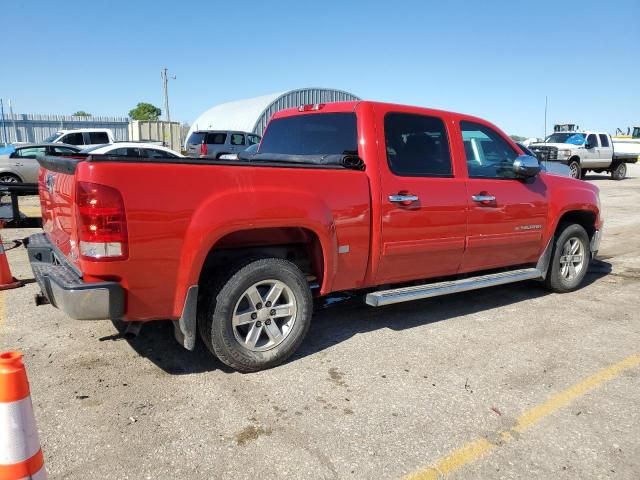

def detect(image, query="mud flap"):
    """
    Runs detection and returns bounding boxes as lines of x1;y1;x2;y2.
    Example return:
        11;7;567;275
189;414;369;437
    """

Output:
173;285;198;350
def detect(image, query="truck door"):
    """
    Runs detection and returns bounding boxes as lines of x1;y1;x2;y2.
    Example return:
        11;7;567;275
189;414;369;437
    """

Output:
583;133;601;168
457;120;548;272
598;133;613;165
374;109;468;284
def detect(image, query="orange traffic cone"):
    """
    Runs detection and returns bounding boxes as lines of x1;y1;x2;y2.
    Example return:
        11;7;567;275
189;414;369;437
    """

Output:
0;351;47;479
0;231;21;291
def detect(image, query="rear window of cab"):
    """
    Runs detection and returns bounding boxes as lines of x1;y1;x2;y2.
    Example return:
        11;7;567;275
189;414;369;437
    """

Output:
259;113;358;155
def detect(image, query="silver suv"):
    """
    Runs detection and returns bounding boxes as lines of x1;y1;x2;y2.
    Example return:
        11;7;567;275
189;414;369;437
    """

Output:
185;130;261;159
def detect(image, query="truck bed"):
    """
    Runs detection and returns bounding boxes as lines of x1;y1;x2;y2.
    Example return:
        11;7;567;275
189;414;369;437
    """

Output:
35;153;372;321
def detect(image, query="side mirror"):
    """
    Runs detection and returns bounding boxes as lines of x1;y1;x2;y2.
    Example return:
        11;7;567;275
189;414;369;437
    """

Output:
513;155;541;178
584;142;592;149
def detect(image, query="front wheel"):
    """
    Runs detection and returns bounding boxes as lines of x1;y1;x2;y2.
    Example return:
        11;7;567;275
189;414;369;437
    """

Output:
568;160;581;179
199;258;313;372
544;223;590;293
611;162;627;180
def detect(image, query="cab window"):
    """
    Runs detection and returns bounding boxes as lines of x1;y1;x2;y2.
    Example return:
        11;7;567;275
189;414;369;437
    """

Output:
384;113;452;176
230;134;245;146
247;135;261;145
60;132;84;145
586;134;598;148
598;134;610;147
460;121;519;179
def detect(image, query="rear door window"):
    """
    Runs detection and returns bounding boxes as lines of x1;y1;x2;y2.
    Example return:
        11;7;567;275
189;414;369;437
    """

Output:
60;132;84;145
231;134;245;146
259;113;358;155
187;132;206;146
598;134;610;147
89;132;110;144
384;113;452;176
110;148;141;156
143;149;177;158
205;133;227;145
16;147;47;158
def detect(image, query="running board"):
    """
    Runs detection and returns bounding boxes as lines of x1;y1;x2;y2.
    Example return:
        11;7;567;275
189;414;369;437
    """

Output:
365;268;543;307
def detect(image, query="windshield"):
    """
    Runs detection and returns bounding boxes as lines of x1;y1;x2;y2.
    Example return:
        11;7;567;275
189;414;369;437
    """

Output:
43;132;62;143
545;133;586;145
260;113;358;155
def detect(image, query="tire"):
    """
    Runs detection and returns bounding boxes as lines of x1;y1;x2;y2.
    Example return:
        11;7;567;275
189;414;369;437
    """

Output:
544;223;590;293
580;169;588;180
0;173;21;183
199;258;313;372
568;160;581;179
611;162;627;180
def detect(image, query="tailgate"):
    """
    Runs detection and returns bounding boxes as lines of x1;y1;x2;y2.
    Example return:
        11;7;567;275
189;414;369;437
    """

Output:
37;155;85;265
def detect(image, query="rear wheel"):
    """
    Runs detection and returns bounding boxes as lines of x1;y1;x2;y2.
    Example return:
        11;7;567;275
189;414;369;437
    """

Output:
568;160;581;179
611;162;627;180
199;258;313;372
0;173;20;183
544;223;590;293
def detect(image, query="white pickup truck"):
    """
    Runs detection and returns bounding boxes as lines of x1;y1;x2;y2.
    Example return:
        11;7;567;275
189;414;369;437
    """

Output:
529;131;638;180
43;128;115;149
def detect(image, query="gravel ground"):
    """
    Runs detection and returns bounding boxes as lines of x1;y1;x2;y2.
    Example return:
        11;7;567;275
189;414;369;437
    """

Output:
1;166;639;479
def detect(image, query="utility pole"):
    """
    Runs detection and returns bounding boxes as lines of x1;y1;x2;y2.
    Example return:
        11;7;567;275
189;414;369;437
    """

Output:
161;68;176;123
0;99;8;146
8;99;17;143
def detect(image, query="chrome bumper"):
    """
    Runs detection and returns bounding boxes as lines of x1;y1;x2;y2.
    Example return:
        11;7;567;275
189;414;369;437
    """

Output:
26;233;124;320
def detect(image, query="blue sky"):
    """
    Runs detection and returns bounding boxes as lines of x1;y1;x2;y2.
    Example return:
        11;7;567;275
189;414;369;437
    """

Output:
1;0;638;137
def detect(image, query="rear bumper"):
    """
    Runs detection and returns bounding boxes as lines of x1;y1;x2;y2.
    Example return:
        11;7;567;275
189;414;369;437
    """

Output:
26;233;124;320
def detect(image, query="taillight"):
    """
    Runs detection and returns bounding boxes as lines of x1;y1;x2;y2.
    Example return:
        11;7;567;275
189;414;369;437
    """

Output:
298;103;325;112
76;182;128;261
200;141;208;156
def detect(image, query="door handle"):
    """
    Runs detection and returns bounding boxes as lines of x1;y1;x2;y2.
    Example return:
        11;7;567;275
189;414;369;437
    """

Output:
389;194;419;204
471;194;496;203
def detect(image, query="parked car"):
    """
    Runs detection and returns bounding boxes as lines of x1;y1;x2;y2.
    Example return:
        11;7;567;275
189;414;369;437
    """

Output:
0;143;80;183
29;100;602;372
529;131;637;180
185;130;261;158
218;143;259;160
81;143;183;158
43;128;115;149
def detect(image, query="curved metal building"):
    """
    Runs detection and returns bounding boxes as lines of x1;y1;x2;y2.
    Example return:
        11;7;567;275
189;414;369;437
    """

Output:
187;87;360;141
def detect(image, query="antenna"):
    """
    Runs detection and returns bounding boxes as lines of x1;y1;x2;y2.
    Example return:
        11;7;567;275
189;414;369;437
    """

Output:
161;68;177;123
544;96;548;141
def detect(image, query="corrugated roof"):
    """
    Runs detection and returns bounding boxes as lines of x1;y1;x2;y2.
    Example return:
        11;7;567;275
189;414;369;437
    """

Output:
185;88;360;147
190;92;286;133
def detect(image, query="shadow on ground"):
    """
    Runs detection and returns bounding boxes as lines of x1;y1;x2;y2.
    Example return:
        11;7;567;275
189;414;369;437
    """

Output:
114;260;612;375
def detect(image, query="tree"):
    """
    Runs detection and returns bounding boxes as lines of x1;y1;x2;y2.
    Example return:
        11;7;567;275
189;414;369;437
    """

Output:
509;135;527;142
128;102;162;121
73;111;91;117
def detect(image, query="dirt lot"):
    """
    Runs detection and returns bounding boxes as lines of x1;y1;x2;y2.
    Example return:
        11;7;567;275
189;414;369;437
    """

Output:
1;167;639;480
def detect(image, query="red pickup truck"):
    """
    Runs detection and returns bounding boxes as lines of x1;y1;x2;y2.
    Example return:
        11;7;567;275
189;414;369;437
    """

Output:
28;101;602;372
